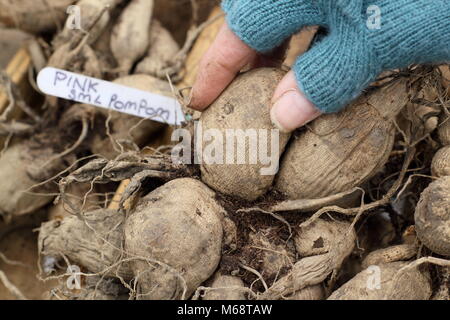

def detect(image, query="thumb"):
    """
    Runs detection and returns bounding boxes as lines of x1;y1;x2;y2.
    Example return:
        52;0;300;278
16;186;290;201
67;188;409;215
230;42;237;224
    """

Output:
271;29;381;132
270;71;322;133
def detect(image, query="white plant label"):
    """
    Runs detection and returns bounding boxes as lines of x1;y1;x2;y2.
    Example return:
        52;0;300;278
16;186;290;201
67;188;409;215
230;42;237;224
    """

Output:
37;67;186;125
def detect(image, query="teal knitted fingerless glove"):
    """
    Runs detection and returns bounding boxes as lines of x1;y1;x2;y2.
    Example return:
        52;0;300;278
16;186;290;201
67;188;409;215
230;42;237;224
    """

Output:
222;0;450;113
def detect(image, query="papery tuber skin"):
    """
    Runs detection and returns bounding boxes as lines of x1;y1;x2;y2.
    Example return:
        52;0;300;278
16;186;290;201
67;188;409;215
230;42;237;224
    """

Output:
0;143;69;217
135;19;180;78
361;244;418;270
295;219;353;257
438;115;450;146
285;285;324;300
203;275;246;300
90;74;169;159
328;262;432;300
275;78;409;199
0;0;76;34
110;0;153;74
38;209;132;279
124;178;224;300
414;176;450;256
200;68;291;201
431;146;450;178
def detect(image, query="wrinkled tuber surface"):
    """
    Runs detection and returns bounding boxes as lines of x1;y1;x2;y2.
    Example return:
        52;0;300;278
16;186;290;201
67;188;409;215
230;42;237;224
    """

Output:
276;78;409;199
328;262;431;300
39;209;132;279
415;176;450;256
125;178;224;300
0;143;69;217
200;68;291;201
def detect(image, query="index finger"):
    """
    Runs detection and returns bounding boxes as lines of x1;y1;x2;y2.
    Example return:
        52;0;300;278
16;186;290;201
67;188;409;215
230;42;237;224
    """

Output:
189;23;257;111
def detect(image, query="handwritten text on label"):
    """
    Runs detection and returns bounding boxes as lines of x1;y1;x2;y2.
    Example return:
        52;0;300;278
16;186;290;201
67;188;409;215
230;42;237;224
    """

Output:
37;67;185;125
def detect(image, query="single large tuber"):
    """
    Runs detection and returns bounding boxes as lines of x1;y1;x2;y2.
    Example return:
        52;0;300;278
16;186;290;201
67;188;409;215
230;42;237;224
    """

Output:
135;19;180;79
199;68;291;201
414;176;450;256
275;78;409;199
124;178;224;300
110;0;153;74
328;262;432;300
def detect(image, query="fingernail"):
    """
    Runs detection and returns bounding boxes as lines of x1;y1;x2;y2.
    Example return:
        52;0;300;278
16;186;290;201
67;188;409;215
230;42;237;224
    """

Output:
270;89;321;132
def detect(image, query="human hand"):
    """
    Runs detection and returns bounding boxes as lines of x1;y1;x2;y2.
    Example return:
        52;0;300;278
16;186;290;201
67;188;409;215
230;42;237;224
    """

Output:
190;0;450;132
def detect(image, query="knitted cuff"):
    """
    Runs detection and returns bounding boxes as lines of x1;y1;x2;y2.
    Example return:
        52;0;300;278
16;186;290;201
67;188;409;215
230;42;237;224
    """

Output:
222;0;450;113
222;0;324;53
366;0;450;69
307;0;450;113
293;32;381;114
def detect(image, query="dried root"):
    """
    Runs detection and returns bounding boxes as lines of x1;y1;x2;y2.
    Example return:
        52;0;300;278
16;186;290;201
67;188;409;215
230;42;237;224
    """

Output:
259;220;356;300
